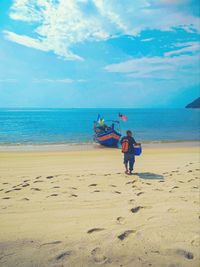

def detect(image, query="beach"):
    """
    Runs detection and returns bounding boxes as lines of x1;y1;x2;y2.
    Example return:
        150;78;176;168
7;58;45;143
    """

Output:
0;143;199;267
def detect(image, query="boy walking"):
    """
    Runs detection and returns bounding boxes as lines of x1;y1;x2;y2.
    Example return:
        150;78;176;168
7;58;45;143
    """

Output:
121;130;138;175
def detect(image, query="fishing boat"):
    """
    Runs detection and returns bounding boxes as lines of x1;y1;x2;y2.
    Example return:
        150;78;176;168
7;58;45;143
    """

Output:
93;118;121;147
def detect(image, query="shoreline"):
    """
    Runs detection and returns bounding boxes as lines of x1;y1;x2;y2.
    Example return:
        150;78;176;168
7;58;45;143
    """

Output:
0;140;199;152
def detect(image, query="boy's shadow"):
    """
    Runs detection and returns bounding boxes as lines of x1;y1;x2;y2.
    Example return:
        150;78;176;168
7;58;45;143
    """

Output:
135;172;164;180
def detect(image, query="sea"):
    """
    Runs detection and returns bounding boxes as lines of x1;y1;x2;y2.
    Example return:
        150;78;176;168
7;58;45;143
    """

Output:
0;108;199;145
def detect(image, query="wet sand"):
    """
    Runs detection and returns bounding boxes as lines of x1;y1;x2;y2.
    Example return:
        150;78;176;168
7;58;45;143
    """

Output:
0;144;199;266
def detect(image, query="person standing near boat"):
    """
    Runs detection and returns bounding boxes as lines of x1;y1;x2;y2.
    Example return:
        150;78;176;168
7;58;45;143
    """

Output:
121;130;138;175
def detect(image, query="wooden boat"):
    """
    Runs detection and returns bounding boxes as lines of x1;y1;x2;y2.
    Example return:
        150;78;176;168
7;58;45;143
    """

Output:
93;120;121;147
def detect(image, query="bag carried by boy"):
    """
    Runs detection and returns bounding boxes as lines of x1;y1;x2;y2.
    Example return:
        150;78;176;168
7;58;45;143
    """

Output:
121;138;129;153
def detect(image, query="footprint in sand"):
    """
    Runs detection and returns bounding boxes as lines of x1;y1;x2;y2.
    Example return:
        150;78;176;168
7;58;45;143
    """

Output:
151;250;160;254
129;199;135;204
110;184;117;187
114;191;121;194
89;184;97;187
2;197;11;199
172;186;179;189
21;198;30;201
131;206;144;213
35;176;42;179
52;186;60;189
33;180;44;183
41;240;62;246
188;179;195;182
136;192;144;196
118;230;136;240
31;188;41;191
116;217;125;225
191;236;200;247
87;228;105;234
47;194;58;197
70;194;78;197
154;188;163;191
14;188;22;191
5;190;12;193
22;183;30;187
91;247;108;264
46;176;54;179
192;186;198;189
55;251;72;261
0;189;4;191
126;180;136;185
180;196;188;202
176;249;194;260
93;190;100;193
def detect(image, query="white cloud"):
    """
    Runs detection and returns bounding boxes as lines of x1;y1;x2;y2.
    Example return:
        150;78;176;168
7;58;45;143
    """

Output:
4;30;49;52
0;77;86;84
104;49;200;84
0;79;17;83
141;38;155;42
165;41;200;56
5;0;200;60
32;78;87;83
33;78;74;83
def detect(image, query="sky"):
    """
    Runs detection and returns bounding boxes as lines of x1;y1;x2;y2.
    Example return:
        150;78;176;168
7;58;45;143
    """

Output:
0;0;200;108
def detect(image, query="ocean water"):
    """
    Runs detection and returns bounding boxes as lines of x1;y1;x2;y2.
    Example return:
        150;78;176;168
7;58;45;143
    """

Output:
0;108;199;145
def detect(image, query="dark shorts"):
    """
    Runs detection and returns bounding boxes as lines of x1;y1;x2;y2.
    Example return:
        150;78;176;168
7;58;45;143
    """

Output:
123;153;135;164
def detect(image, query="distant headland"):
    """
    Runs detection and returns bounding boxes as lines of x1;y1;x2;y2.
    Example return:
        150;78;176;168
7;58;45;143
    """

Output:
186;97;200;109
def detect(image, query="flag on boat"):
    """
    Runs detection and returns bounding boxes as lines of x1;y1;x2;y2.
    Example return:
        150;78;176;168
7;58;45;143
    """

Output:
97;114;105;125
99;118;105;126
118;113;128;121
97;114;101;124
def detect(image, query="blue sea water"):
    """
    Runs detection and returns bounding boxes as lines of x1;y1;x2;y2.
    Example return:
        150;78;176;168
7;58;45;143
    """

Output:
0;108;199;145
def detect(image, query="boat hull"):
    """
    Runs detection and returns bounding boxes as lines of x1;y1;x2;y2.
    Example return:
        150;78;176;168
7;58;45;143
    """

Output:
94;131;121;147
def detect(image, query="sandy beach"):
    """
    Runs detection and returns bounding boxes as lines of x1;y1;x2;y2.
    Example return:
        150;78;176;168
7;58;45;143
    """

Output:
0;143;199;267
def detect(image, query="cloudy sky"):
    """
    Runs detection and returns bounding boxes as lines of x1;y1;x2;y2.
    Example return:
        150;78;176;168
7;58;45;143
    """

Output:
0;0;199;108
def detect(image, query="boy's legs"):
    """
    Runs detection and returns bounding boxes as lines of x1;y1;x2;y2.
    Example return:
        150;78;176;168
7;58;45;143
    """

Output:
129;155;135;174
125;162;129;174
124;154;129;174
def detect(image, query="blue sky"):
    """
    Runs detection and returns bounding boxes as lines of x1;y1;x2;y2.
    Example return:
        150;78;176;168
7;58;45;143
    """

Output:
0;0;199;108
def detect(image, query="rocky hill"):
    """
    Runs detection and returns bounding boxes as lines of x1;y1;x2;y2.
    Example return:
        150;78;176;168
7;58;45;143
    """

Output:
186;97;200;108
